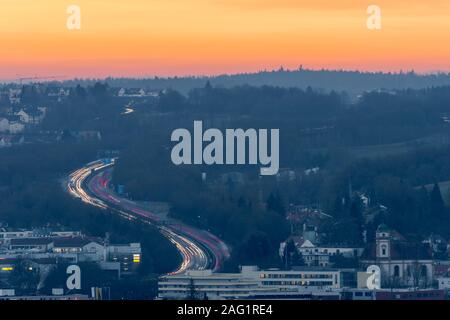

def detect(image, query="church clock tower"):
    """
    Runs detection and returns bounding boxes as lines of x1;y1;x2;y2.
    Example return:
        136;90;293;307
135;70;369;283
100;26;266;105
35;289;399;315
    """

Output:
376;224;391;259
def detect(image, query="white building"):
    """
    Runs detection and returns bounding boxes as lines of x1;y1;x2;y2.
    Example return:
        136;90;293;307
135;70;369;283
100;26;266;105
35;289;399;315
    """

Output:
0;230;34;245
0;118;9;132
0;137;11;148
360;224;433;288
15;109;46;125
9;121;24;134
276;169;296;182
16;110;32;124
9;238;54;252
158;266;342;300
280;239;363;267
47;88;70;102
0;229;81;246
37;106;47;118
8;89;21;104
117;88;126;97
117;88;147;97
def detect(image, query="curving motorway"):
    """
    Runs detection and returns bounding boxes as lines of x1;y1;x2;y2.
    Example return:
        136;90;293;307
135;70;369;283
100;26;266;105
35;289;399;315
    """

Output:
67;158;230;274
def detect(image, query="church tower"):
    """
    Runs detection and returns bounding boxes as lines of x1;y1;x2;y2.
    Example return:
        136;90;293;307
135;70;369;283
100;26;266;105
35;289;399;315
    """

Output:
375;224;391;259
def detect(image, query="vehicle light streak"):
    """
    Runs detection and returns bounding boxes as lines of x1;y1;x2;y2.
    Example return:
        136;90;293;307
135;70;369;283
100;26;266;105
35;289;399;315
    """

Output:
67;158;230;275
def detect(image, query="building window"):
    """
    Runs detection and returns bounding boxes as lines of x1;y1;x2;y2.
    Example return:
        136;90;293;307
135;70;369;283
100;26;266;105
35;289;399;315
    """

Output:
381;244;387;256
420;265;427;278
394;265;400;277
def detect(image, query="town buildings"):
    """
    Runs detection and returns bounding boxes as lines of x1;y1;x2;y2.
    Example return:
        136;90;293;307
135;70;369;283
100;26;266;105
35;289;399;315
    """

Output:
275;221;450;300
0;227;141;278
117;88;161;98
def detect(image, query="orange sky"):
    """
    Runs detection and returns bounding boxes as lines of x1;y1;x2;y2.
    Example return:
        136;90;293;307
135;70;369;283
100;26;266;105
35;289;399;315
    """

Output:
1;0;450;79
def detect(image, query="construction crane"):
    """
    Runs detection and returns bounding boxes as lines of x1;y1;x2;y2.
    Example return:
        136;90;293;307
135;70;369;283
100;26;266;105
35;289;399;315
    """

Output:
17;75;64;85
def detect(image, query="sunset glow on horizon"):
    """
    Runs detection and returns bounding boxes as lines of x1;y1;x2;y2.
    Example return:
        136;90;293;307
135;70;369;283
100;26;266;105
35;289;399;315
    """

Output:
1;0;450;80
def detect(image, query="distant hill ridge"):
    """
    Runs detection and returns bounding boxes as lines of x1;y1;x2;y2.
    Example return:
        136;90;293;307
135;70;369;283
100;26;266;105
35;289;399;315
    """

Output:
10;68;450;96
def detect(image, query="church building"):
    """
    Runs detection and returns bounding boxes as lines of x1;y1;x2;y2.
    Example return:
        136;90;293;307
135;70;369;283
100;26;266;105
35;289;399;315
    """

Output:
360;224;433;288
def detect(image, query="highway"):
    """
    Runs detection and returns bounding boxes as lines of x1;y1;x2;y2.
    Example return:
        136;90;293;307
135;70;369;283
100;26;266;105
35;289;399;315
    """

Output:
67;158;230;274
121;103;134;115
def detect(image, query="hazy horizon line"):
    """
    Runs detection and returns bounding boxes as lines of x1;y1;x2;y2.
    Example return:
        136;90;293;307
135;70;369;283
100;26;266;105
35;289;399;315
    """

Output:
2;66;450;84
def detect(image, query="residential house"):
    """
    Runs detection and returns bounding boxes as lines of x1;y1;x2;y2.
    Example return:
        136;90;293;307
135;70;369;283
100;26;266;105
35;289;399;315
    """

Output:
0;118;9;132
0;135;23;148
117;88;147;97
47;88;70;102
8;89;21;104
73;131;102;141
423;234;447;259
9;121;25;134
286;205;331;243
0;136;11;148
16;109;32;124
15;108;46;125
117;88;127;97
276;168;296;182
37;106;47;118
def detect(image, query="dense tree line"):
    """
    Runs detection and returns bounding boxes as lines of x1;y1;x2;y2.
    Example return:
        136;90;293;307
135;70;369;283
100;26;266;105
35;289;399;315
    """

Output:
112;84;450;261
58;68;450;96
5;81;450;276
41;83;124;131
